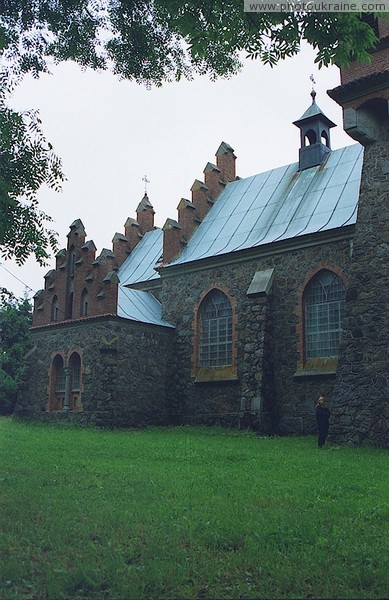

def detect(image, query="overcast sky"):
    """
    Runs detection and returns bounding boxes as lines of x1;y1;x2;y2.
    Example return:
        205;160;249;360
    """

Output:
1;43;354;299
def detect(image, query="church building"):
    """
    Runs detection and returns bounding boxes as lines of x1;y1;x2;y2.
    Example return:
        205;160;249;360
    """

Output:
16;17;389;447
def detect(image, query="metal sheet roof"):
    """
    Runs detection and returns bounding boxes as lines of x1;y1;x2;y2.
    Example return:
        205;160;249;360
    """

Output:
171;144;363;266
116;229;174;327
117;286;174;328
117;228;162;286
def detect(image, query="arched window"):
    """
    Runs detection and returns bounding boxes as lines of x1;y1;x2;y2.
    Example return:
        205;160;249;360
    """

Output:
69;247;76;276
199;290;232;367
321;130;330;147
68;292;74;319
54;355;66;394
81;289;89;317
48;354;65;411
304;129;317;146
66;247;76;319
51;295;59;322
304;270;346;359
70;353;81;391
69;352;82;411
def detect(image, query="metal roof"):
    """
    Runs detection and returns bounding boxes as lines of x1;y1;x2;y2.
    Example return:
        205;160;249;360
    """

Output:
117;228;162;286
116;229;174;327
293;97;336;128
117;286;174;328
170;144;363;267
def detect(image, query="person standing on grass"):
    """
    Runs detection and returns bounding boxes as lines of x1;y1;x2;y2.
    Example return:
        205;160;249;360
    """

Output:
315;395;331;448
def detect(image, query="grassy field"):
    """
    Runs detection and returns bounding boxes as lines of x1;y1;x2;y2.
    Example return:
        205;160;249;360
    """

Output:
1;418;388;600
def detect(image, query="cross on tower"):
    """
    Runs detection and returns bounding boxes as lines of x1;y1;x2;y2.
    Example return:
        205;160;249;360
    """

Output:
310;74;316;91
142;175;150;193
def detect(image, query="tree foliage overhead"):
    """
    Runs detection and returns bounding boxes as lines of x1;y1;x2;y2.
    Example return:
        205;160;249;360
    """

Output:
0;1;382;265
0;102;63;265
0;289;32;414
1;1;380;83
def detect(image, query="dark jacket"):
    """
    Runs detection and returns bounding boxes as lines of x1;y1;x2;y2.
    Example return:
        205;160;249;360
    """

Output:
316;405;330;428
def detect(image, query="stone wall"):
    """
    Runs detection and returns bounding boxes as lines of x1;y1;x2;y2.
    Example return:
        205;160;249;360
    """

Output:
16;316;175;428
330;133;389;447
160;236;354;433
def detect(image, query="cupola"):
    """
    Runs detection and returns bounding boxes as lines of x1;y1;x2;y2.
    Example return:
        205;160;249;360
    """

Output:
293;90;336;171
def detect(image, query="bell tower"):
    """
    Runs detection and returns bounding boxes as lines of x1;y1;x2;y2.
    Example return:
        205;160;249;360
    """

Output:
293;90;336;170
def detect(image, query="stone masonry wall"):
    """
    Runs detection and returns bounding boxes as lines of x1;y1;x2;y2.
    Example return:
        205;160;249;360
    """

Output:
16;317;175;427
160;237;354;433
331;133;389;447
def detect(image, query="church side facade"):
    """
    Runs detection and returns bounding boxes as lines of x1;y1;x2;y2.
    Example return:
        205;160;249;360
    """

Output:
16;19;389;446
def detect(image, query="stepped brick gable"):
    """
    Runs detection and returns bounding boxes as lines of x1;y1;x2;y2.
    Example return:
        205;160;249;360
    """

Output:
16;23;389;445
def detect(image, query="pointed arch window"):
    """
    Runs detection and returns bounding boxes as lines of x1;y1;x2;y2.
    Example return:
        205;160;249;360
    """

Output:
51;295;59;322
199;290;232;368
54;356;66;393
321;130;330;147
47;354;66;411
81;289;89;317
304;270;346;359
69;247;76;276
69;353;81;391
304;129;317;146
69;352;83;410
68;292;74;319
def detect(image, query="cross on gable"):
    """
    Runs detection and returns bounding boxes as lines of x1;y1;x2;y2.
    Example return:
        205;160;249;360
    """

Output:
142;175;150;193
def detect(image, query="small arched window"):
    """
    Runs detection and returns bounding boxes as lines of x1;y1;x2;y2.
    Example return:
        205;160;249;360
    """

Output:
47;354;66;411
69;247;76;276
68;292;74;319
199;290;232;367
81;289;89;317
304;270;346;359
54;355;66;394
51;295;59;322
321;130;330;148
69;353;81;391
69;352;83;411
304;129;317;146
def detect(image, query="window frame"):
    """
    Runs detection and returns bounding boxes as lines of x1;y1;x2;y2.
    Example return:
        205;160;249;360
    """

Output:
51;295;59;322
304;269;346;360
80;289;89;317
295;265;348;375
199;289;233;368
193;287;238;383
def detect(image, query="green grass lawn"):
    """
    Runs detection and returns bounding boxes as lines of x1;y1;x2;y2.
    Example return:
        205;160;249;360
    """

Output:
1;418;388;600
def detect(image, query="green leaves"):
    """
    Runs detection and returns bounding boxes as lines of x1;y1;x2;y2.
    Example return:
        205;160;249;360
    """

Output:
0;293;32;414
1;2;382;86
0;104;63;265
0;1;385;266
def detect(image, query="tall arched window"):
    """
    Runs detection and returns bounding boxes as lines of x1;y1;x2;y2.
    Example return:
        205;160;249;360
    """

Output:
304;270;346;359
81;289;89;317
69;246;76;276
51;295;59;322
48;354;65;411
69;352;82;411
70;353;81;391
54;355;66;395
68;292;74;319
199;290;232;367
